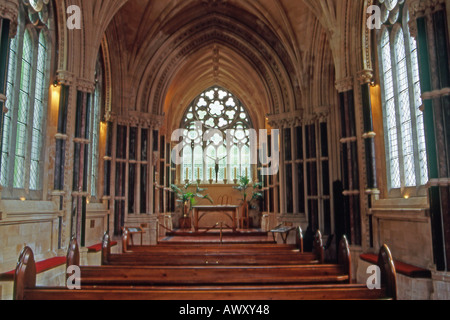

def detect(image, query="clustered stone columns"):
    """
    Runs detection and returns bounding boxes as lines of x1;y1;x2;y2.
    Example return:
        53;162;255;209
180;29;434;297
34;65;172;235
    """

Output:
410;0;450;272
335;77;362;246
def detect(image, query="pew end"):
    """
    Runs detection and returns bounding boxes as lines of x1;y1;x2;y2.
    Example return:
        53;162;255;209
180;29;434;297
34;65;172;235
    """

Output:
296;226;304;253
122;229;130;253
378;244;397;300
313;230;325;264
337;235;352;284
66;237;80;269
13;247;37;301
102;233;111;265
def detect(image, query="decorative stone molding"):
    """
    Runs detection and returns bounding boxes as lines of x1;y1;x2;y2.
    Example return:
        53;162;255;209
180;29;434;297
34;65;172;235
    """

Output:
335;77;354;93
312;106;330;122
55;133;68;141
409;0;446;19
115;112;165;130
422;87;450;100
357;69;374;85
0;0;19;25
267;110;304;128
76;78;96;93
426;178;450;188
408;0;446;39
362;131;377;139
56;70;75;86
340;137;358;143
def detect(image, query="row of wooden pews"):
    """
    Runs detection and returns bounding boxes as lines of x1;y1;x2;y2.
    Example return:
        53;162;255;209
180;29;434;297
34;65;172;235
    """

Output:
13;229;397;300
101;227;321;266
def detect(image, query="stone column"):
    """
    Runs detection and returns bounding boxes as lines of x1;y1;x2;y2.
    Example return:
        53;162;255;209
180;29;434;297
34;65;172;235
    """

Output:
71;81;95;247
335;77;362;246
412;0;450;272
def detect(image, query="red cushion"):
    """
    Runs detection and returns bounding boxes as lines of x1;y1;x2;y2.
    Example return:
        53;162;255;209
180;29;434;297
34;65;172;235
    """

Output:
360;254;431;279
0;256;66;281
87;241;118;253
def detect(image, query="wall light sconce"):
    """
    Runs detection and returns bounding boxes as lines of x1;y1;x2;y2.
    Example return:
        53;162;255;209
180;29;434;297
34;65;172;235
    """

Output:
370;80;376;87
53;80;61;88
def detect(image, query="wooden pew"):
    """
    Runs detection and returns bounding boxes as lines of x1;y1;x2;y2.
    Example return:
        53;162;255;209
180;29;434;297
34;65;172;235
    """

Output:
125;226;305;253
103;228;322;266
60;235;351;287
14;242;397;300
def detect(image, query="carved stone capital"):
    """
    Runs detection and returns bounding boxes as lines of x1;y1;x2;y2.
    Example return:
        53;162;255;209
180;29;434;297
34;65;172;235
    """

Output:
357;69;374;85
267;110;304;128
409;0;445;20
0;0;19;22
56;70;75;86
76;78;96;94
117;112;166;130
335;77;354;93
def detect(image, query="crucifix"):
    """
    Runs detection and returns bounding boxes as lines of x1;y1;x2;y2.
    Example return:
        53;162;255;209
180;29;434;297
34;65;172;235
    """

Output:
206;154;227;183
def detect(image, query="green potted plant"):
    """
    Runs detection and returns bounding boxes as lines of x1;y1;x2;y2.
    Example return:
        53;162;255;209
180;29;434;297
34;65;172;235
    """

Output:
233;176;263;229
170;183;213;229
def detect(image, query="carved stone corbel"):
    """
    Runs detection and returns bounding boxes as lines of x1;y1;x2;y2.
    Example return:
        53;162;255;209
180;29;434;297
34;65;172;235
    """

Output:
335;77;354;93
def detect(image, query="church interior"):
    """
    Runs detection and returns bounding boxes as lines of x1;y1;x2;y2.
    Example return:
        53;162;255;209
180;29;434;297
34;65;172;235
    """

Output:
0;0;449;301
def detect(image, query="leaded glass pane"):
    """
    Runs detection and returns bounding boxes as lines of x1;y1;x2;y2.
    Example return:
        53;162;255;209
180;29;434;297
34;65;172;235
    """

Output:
381;29;401;189
14;31;33;189
410;37;429;185
378;2;429;192
180;87;253;183
30;32;47;190
1;37;18;186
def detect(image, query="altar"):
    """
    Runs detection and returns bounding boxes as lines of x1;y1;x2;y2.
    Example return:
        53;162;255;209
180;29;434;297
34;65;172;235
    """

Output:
192;205;241;232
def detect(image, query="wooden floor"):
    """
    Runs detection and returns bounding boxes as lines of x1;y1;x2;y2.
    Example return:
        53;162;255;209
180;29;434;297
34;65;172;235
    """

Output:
159;229;275;244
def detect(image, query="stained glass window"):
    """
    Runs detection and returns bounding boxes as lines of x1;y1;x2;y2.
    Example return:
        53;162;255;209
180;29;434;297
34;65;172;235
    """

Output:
90;55;103;198
378;1;428;191
30;32;47;190
0;0;51;197
180;87;253;183
14;30;33;189
1;37;17;186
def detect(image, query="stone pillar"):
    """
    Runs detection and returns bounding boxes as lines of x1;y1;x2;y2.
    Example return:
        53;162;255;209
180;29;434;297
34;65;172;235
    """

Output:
336;77;362;246
412;0;450;271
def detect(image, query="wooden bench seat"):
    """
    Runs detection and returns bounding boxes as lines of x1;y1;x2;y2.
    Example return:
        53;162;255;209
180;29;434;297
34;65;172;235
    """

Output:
76;265;349;286
67;234;351;286
19;284;390;300
13;240;397;300
104;253;320;266
360;254;431;279
109;228;322;266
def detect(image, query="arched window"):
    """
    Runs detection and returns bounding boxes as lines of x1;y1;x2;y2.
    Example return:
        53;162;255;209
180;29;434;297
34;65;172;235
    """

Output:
180;87;253;183
0;0;52;198
377;1;428;192
90;54;104;198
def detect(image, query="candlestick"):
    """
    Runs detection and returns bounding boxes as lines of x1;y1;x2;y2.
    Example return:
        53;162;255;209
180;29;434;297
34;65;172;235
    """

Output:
234;168;237;180
210;167;212;179
186;168;189;181
224;167;227;180
197;167;200;180
245;167;248;178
